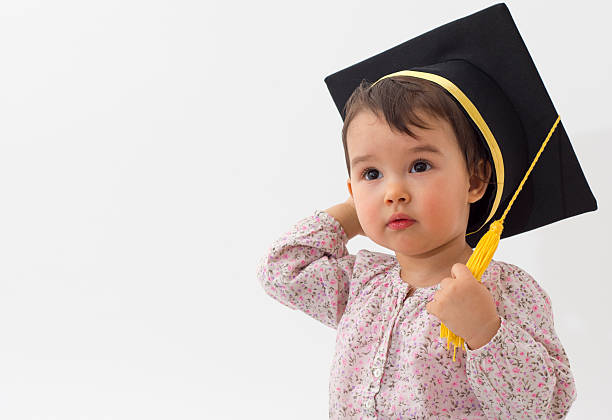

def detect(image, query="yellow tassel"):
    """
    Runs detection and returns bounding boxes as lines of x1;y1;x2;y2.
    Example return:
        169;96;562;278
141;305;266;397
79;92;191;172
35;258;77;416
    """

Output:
440;115;561;361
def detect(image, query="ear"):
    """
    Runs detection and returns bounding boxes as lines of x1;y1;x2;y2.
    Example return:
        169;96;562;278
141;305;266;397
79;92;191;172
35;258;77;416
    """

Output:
347;179;353;198
468;160;492;204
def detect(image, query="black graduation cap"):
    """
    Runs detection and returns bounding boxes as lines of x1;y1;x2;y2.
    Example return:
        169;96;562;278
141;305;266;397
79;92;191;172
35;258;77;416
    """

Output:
324;2;597;248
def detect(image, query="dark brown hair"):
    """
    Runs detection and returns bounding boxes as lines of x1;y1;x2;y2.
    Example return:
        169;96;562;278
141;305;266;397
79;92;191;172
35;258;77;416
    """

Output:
341;75;491;183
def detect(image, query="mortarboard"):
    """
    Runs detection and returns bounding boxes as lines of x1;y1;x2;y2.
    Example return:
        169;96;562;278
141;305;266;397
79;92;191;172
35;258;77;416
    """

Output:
323;3;597;359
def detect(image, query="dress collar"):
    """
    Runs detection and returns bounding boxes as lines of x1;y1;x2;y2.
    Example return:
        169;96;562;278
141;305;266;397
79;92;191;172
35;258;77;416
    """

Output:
388;261;442;298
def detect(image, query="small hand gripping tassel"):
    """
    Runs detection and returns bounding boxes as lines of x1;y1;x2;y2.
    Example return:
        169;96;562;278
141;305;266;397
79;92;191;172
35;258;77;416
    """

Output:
441;220;503;361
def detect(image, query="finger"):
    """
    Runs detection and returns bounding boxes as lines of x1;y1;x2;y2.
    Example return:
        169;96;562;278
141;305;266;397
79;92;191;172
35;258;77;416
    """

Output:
439;276;453;289
451;262;472;280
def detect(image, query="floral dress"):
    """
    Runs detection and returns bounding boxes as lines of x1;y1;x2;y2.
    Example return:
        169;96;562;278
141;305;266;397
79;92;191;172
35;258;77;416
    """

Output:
256;210;577;419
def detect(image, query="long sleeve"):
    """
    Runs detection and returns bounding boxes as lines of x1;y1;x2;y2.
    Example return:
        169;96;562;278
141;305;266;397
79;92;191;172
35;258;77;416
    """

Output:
464;263;577;419
256;209;357;329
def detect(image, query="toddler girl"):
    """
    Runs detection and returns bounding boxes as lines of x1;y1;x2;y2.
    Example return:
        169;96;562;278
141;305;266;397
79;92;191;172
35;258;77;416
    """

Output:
257;75;576;419
257;4;595;419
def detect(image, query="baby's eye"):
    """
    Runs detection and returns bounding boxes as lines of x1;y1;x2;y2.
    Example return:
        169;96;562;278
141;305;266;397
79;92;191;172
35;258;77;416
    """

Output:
410;160;432;173
361;168;381;181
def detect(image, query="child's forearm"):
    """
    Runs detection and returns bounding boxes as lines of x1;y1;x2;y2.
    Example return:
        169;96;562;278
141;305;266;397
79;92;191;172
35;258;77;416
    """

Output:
324;198;364;240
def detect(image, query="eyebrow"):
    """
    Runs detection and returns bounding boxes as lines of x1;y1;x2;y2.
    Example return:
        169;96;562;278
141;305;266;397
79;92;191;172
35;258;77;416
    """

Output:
350;145;442;168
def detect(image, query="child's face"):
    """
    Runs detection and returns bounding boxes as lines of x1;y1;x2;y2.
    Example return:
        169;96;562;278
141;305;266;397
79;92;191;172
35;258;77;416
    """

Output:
346;109;486;257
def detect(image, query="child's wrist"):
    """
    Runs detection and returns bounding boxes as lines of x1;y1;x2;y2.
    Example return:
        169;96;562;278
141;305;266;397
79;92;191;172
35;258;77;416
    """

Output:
466;315;501;350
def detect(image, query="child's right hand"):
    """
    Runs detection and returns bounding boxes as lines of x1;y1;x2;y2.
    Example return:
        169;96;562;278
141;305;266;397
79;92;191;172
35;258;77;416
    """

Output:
324;197;365;239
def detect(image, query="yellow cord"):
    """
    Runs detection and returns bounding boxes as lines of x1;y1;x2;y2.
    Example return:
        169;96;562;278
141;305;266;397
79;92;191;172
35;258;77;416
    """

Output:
442;115;561;361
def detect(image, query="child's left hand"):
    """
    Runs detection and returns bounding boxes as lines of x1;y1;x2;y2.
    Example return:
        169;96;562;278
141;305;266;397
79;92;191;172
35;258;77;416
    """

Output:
425;263;501;350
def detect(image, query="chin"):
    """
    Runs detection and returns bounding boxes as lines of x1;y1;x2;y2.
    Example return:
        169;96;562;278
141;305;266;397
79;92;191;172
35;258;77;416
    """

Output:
371;237;421;256
391;235;439;255
394;245;431;257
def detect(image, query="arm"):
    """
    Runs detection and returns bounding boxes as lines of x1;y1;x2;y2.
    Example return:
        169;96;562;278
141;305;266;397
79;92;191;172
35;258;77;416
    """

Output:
256;199;363;329
464;264;577;419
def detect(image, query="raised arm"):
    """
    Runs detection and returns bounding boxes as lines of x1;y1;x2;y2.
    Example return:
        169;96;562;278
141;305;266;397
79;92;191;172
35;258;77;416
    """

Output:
256;198;364;329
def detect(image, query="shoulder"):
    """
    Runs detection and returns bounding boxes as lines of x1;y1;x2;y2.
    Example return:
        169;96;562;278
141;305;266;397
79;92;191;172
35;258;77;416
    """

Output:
483;259;538;288
483;259;553;313
352;249;397;280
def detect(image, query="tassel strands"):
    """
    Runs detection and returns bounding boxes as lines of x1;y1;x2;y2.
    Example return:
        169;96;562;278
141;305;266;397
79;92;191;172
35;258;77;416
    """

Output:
441;115;561;361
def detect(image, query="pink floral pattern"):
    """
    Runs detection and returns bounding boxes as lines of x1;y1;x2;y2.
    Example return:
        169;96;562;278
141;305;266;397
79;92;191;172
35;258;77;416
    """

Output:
257;210;577;419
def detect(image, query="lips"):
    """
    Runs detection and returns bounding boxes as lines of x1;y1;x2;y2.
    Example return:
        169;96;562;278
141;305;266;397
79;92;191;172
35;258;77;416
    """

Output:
387;219;415;230
388;212;414;225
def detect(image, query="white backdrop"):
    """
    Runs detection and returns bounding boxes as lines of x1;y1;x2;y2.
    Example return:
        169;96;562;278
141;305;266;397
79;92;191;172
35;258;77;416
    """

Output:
0;0;610;419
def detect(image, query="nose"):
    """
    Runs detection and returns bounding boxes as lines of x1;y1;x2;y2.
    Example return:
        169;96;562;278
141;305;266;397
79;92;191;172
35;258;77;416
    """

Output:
384;182;411;205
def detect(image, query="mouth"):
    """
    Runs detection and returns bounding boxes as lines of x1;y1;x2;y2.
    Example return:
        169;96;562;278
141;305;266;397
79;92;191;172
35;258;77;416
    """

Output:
387;219;416;230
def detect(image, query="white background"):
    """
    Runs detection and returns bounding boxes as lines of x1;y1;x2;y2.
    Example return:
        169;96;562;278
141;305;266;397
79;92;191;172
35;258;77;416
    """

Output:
0;0;610;419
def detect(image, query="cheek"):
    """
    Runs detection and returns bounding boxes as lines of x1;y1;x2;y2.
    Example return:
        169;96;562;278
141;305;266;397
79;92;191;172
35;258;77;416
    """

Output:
420;191;446;220
420;180;467;222
355;200;377;224
353;193;381;231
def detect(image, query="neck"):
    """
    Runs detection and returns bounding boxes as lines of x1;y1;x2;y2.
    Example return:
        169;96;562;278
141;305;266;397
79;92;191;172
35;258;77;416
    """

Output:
396;233;473;289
